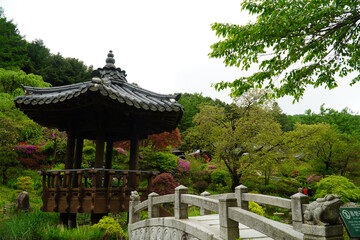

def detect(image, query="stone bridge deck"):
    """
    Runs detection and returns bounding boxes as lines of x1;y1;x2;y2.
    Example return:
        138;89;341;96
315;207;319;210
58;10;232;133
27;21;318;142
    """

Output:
187;214;273;240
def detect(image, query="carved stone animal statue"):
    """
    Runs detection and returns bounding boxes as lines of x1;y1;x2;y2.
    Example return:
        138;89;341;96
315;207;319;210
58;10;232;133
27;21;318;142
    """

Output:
130;191;140;202
304;195;342;225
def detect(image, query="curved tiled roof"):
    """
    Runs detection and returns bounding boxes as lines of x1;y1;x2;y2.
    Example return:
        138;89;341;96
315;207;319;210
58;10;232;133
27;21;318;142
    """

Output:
15;51;183;140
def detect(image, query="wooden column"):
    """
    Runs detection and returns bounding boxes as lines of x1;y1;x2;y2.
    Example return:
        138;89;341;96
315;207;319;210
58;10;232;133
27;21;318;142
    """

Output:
105;141;113;169
65;131;76;169
128;134;139;188
74;138;84;169
104;141;113;187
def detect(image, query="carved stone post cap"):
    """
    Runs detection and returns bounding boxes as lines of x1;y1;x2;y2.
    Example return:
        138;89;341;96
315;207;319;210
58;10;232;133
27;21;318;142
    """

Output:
148;192;159;197
175;185;188;191
235;185;248;190
291;192;308;199
201;191;210;196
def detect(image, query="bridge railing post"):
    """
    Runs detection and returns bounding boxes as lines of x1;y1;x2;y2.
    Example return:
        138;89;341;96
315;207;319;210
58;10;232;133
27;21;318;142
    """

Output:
235;185;249;210
129;191;141;224
175;185;188;219
200;191;211;216
219;195;239;240
290;192;309;231
148;192;159;219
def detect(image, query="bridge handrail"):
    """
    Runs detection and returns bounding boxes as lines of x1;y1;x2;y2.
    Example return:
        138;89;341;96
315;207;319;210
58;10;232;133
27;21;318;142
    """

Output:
228;207;303;240
243;193;292;209
133;194;174;213
182;194;219;213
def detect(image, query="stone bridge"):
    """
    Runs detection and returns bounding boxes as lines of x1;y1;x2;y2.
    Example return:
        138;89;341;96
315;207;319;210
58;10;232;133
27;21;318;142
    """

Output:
128;185;344;240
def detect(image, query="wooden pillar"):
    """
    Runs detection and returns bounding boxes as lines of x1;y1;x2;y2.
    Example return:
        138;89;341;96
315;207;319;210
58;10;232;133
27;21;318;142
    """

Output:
74;138;84;169
65;131;76;169
104;141;113;187
128;134;139;188
105;141;113;169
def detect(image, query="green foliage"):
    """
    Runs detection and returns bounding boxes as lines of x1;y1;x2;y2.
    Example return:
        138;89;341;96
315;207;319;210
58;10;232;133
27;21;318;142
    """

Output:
210;0;360;101
249;201;265;216
0;210;58;240
92;216;125;239
211;170;230;186
14;176;34;194
315;175;360;203
0;147;22;185
297;123;360;176
23;40;93;86
154;152;178;173
176;92;226;134
0;13;28;69
82;145;96;167
42;225;104;240
0;68;51;95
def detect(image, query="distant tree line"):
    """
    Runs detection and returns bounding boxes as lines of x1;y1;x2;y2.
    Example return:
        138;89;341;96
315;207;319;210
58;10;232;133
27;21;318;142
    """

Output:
0;8;92;86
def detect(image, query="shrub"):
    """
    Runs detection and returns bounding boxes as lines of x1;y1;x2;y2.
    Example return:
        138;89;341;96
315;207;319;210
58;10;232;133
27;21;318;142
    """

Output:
249;201;265;216
154;152;178;173
83;146;96;167
211;170;230;186
193;181;208;194
151;173;179;195
315;175;360;203
92;216;125;240
14;176;34;194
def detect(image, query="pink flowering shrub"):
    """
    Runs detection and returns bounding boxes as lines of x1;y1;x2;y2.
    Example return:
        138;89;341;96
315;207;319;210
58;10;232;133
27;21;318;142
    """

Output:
307;174;322;184
13;142;48;169
115;147;127;156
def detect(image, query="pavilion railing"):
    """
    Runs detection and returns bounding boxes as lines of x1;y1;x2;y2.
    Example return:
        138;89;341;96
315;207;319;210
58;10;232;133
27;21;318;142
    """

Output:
39;168;157;214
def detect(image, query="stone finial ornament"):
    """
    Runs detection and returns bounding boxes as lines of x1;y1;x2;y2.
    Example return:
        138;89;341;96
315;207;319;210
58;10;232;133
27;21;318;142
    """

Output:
130;191;140;201
105;50;116;68
304;195;342;225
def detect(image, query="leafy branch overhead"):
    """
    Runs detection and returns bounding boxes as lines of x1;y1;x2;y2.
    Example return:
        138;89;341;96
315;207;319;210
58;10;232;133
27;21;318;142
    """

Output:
209;0;360;101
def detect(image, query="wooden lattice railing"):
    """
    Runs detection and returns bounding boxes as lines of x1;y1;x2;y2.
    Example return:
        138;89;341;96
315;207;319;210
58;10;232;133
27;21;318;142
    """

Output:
39;168;157;214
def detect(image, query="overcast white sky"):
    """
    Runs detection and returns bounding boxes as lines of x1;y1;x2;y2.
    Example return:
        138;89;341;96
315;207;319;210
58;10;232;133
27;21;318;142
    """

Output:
2;0;360;115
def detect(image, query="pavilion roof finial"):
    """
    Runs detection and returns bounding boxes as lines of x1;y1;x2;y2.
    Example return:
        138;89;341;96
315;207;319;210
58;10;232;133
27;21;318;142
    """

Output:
105;50;116;68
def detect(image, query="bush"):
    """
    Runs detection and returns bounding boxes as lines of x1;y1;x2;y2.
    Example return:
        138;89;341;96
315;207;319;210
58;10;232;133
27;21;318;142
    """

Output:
14;176;34;194
154;152;178;173
193;181;208;194
211;170;230;185
92;216;125;240
151;173;179;195
249;201;265;216
83;146;96;167
315;175;360;203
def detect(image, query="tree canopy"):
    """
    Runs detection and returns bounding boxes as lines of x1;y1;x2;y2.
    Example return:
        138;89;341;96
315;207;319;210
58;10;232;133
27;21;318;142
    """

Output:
210;0;360;101
0;9;28;69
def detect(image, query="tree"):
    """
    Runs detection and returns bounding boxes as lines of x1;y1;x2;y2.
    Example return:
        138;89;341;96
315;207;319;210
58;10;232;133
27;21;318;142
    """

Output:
22;39;93;86
300;123;360;176
184;99;297;190
210;0;360;101
0;10;28;69
0;68;51;95
176;92;226;134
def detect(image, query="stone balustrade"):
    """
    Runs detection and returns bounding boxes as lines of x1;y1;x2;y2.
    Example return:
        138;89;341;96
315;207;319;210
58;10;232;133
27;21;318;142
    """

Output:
128;185;345;240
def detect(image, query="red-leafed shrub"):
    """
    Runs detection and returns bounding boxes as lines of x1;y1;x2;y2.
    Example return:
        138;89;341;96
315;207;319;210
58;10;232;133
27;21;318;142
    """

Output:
193;181;208;194
151;173;179;196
